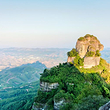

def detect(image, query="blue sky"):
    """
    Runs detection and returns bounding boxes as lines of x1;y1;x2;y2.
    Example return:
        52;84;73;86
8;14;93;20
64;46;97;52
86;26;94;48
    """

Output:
0;0;110;48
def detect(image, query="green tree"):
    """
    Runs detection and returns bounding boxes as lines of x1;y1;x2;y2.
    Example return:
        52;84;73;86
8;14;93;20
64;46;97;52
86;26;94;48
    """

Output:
74;55;84;66
95;50;101;57
86;51;95;57
67;48;78;57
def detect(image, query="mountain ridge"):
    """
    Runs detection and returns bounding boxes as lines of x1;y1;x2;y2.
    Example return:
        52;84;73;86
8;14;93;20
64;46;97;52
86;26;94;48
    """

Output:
0;61;46;89
32;35;110;110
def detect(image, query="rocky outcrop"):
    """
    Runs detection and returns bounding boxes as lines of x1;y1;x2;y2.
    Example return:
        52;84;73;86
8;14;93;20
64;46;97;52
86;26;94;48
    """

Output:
54;98;66;110
31;102;45;110
84;57;100;68
99;101;110;110
32;82;59;110
76;34;104;58
67;57;75;64
67;34;104;68
40;81;59;92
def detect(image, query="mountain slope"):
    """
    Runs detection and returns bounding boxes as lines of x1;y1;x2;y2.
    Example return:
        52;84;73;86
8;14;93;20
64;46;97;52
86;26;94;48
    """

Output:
33;35;110;110
0;61;46;89
0;81;39;110
34;60;110;110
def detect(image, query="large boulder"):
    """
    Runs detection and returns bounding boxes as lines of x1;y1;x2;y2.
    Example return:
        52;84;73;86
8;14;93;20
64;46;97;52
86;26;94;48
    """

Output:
99;101;110;110
76;34;104;58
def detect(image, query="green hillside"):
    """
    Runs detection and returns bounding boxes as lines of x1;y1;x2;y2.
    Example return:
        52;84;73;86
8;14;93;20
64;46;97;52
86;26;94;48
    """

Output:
0;61;46;89
0;61;46;110
34;58;110;110
0;81;39;110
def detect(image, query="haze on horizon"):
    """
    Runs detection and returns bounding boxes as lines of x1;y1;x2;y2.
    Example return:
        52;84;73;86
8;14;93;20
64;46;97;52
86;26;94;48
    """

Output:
0;0;110;48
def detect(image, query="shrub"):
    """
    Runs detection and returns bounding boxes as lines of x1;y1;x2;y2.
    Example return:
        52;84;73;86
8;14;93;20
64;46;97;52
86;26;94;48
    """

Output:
78;37;85;41
67;48;78;57
75;95;109;110
74;55;84;66
86;51;95;57
95;50;101;57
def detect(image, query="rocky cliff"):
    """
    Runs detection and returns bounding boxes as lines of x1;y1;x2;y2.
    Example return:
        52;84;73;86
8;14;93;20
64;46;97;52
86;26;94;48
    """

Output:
40;81;59;92
67;34;104;68
32;81;59;110
32;34;110;110
84;57;100;68
76;34;104;58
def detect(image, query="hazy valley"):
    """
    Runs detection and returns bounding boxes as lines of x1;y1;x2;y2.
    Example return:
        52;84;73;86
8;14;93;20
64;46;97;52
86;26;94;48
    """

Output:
0;48;70;70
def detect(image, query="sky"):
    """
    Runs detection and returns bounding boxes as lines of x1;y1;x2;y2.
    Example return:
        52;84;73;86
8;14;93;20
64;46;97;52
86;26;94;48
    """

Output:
0;0;110;48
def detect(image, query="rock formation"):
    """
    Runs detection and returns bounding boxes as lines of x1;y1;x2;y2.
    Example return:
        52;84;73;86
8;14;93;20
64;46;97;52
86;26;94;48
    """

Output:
84;57;100;68
99;101;110;110
32;34;108;110
67;34;104;68
40;81;59;92
76;34;104;58
54;98;66;110
32;82;59;110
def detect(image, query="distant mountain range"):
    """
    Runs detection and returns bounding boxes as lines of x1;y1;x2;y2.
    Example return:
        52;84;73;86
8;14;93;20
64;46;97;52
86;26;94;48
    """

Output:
0;48;70;70
101;48;110;63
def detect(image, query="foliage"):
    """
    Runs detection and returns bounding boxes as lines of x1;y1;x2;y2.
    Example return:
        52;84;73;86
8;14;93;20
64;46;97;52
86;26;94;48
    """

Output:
35;89;58;103
86;51;95;57
0;61;46;110
54;91;73;102
78;37;85;41
36;61;110;109
74;55;84;66
95;50;101;57
0;61;46;89
75;95;109;110
0;81;39;110
78;34;98;42
84;34;98;40
67;48;78;57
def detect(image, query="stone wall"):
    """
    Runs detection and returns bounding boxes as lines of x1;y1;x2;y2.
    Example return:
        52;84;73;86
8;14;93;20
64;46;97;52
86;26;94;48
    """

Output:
84;57;100;68
40;81;59;92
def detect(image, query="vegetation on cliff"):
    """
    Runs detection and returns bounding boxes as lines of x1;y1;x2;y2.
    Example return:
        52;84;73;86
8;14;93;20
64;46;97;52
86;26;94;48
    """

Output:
67;48;84;66
33;35;109;110
34;58;110;110
67;48;78;57
78;34;98;41
76;34;103;58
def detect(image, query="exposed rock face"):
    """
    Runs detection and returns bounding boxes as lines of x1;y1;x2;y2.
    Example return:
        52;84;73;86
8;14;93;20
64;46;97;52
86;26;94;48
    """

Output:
67;57;75;64
76;34;104;58
31;102;45;110
32;82;59;110
54;98;66;110
40;81;59;92
84;57;100;68
67;34;104;68
99;101;110;110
